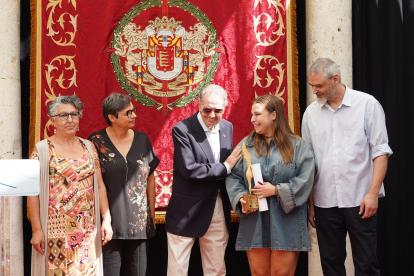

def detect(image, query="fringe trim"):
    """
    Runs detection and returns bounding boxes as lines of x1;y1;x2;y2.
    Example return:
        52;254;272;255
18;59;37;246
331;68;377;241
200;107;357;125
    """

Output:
27;0;38;221
153;211;240;224
230;212;240;223
154;211;166;224
290;0;300;135
29;0;37;155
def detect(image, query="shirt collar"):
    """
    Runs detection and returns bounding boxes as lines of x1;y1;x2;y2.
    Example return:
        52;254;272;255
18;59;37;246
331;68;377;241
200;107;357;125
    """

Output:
197;112;220;133
341;86;352;107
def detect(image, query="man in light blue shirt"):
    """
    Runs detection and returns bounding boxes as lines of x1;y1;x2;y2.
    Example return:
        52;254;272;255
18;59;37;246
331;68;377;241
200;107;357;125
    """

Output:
302;58;392;276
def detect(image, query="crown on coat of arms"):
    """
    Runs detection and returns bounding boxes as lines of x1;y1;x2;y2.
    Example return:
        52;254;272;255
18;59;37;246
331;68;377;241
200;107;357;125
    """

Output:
149;16;182;32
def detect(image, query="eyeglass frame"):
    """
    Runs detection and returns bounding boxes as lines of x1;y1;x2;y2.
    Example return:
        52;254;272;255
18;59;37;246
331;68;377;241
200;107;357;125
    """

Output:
51;112;81;121
117;106;138;118
201;107;224;115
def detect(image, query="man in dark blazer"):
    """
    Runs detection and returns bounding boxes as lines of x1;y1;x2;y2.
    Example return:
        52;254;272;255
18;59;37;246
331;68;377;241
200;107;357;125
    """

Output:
166;84;242;276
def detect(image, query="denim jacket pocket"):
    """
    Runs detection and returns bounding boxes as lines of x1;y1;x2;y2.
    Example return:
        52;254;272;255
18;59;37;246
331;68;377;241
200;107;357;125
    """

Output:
273;160;296;183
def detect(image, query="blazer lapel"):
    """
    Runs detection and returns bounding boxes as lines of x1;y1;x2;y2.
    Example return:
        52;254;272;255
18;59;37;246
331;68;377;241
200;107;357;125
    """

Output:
192;113;215;164
219;120;230;163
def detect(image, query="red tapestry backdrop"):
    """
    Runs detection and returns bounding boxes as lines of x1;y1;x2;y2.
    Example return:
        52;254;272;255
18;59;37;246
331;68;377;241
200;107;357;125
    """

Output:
30;0;298;211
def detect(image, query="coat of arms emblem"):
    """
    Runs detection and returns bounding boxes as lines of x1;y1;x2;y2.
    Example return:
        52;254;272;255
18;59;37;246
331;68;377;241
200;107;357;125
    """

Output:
107;0;223;113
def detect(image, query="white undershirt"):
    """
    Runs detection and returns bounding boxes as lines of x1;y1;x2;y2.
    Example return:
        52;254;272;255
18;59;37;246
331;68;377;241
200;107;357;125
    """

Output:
197;112;230;174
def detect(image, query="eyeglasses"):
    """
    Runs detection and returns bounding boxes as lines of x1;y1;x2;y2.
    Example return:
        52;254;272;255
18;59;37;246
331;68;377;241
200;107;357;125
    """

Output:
118;106;138;118
202;108;224;114
52;112;80;121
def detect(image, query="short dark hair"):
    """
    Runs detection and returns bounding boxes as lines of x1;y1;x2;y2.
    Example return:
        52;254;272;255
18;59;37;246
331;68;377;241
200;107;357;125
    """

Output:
102;93;131;126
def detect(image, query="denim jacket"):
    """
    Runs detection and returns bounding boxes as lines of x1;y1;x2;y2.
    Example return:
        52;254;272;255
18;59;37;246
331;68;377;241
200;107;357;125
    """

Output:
226;133;315;251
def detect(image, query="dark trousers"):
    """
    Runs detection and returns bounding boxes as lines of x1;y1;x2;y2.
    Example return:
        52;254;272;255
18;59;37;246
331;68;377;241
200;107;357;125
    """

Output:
314;206;380;276
102;239;148;276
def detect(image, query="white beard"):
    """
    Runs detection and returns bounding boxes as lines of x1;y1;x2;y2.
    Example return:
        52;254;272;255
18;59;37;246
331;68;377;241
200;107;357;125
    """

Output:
315;97;327;105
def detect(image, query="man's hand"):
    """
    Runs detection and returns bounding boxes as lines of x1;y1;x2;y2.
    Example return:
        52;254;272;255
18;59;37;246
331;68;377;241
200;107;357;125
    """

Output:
308;202;316;228
359;192;378;219
358;155;387;219
225;146;242;170
31;230;45;254
306;181;316;228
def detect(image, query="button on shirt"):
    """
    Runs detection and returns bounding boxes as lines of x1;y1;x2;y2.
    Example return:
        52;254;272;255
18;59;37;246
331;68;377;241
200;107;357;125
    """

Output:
197;112;231;174
302;87;393;208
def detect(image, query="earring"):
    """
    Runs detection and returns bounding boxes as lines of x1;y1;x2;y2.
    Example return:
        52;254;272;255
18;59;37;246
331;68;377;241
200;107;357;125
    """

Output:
54;128;56;134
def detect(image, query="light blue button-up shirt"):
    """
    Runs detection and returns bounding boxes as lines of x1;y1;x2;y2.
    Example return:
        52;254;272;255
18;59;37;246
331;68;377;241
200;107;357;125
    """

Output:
302;86;393;208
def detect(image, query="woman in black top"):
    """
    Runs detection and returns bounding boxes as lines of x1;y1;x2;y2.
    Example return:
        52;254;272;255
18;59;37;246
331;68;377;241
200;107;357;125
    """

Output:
89;93;160;276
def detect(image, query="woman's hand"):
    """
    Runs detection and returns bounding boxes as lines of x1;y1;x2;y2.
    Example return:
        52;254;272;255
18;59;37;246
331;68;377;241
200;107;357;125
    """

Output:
31;230;45;254
239;197;257;214
251;182;277;199
101;219;113;245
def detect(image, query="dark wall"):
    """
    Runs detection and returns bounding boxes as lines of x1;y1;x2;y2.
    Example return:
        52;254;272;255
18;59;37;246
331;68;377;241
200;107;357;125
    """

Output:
352;1;414;275
21;1;32;276
296;0;308;274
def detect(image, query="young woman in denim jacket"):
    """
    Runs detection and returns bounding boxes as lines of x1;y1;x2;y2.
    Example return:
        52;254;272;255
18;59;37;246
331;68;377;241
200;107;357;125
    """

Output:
226;94;315;276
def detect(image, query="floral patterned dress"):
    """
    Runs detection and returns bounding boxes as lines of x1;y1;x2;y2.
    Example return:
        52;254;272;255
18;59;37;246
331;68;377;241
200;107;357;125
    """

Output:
30;139;100;276
88;129;159;239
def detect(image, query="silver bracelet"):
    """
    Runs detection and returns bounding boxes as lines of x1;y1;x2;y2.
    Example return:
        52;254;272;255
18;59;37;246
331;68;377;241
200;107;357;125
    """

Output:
102;213;111;218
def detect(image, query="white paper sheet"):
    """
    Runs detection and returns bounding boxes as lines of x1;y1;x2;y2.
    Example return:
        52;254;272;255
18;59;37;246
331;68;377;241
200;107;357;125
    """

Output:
251;163;269;212
0;159;40;196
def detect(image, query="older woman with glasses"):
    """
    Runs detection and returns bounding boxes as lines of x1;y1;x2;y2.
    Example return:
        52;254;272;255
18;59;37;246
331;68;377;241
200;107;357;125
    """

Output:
28;95;112;276
88;93;160;276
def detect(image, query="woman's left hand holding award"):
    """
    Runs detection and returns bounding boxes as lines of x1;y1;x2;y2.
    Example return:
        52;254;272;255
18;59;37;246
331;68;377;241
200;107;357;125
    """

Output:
241;142;259;211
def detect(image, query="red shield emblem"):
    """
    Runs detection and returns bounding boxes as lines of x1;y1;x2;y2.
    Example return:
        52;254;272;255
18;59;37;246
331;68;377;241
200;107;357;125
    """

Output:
156;46;174;72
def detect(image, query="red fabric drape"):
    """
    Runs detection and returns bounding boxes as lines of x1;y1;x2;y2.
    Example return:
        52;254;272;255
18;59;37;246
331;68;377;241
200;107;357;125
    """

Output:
30;0;297;209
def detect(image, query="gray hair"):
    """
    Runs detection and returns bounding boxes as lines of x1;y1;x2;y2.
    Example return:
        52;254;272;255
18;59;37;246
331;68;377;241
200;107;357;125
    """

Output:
199;84;228;107
308;58;342;82
48;95;84;118
102;93;131;126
